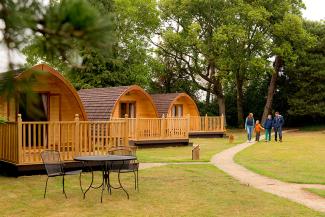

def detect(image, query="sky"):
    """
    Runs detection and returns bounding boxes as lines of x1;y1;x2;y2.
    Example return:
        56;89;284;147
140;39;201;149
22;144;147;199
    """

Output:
0;0;324;72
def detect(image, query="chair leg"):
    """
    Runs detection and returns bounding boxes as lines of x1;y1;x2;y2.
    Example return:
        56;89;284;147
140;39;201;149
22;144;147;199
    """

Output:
133;170;137;190
44;177;49;198
136;169;139;192
62;175;67;199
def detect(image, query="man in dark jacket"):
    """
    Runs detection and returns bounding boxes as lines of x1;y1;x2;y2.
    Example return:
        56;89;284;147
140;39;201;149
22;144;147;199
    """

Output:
263;114;273;142
273;112;284;142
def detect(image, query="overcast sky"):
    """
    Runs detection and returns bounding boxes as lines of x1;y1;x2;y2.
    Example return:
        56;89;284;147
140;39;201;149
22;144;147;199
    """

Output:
0;0;324;72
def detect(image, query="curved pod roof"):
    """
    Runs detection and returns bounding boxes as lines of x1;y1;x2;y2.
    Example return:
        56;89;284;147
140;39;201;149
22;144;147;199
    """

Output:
151;93;200;117
78;85;158;120
11;64;87;121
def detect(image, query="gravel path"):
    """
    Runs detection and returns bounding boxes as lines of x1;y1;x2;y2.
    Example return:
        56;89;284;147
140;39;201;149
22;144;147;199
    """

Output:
211;134;325;213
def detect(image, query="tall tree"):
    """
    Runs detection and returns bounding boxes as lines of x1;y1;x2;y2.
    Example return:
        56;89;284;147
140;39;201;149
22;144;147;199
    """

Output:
153;0;228;119
261;1;315;122
286;20;325;118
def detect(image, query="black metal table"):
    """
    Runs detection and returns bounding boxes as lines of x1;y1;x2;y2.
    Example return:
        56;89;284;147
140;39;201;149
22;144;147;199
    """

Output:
74;155;137;202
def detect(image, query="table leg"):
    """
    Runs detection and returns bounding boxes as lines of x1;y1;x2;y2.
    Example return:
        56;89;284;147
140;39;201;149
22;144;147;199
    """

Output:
108;160;130;199
80;162;104;200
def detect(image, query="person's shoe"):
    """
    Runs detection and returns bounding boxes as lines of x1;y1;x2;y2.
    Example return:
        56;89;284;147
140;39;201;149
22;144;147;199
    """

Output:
280;139;282;142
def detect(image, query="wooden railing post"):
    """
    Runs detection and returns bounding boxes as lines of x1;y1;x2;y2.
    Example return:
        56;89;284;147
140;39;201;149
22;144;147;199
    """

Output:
204;114;208;131
17;114;22;164
160;114;165;139
186;114;190;136
221;114;225;131
135;116;138;140
124;114;129;146
74;114;80;156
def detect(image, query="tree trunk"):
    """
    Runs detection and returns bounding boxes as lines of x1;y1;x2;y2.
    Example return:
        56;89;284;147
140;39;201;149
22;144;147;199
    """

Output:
212;80;227;126
261;56;283;123
217;96;226;117
205;84;211;108
235;73;244;127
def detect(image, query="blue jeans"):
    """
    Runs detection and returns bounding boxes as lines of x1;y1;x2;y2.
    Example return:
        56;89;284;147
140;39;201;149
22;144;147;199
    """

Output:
274;127;282;141
246;126;253;141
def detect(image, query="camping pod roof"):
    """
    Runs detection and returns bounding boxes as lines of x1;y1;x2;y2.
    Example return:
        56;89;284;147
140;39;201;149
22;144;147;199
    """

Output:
1;64;88;120
78;85;158;120
151;93;199;117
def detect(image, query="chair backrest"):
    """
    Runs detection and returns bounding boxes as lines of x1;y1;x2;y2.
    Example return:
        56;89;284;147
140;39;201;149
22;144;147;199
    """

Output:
108;146;137;156
40;150;63;176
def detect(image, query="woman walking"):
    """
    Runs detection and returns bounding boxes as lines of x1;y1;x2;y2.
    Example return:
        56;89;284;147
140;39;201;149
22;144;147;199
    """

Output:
245;113;255;142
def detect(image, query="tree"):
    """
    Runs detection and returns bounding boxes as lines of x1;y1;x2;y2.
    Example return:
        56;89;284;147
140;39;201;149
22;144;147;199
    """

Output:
261;1;315;122
286;20;325;118
23;0;159;89
212;0;272;126
153;0;228;120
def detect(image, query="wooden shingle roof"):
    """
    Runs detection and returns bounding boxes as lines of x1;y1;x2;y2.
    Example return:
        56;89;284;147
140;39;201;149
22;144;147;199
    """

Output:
151;93;184;117
78;86;131;120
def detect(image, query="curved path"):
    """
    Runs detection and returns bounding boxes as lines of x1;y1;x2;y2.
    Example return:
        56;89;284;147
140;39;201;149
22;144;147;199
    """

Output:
211;136;325;213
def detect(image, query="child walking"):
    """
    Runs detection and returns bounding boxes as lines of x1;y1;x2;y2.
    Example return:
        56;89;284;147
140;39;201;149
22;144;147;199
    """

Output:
255;120;264;142
263;115;273;142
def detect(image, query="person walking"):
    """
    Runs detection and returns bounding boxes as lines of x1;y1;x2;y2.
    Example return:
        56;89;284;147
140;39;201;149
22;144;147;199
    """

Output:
254;120;264;142
273;112;284;142
245;113;255;142
263;114;273;142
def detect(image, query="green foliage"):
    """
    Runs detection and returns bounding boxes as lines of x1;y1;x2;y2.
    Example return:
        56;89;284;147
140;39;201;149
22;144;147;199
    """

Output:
285;21;325;117
23;0;158;89
1;0;114;98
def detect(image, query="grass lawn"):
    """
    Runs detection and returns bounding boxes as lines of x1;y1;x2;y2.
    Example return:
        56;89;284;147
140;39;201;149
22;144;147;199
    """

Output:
137;129;246;163
234;129;325;184
306;188;325;198
0;164;323;217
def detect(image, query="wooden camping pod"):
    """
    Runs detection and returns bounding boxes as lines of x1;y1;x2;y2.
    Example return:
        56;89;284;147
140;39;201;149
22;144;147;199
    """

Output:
0;64;87;121
78;85;158;120
151;93;200;118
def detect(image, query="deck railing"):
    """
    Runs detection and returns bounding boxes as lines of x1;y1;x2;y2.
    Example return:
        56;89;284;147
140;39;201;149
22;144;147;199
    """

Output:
0;122;19;164
0;114;225;165
1;114;128;164
112;115;225;140
112;116;189;141
189;115;225;133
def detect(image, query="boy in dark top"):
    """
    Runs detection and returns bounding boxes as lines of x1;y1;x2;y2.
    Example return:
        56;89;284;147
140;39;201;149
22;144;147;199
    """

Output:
273;112;284;142
263;115;273;142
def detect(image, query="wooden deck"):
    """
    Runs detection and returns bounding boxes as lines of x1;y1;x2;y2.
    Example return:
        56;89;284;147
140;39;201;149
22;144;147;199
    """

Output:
0;114;225;170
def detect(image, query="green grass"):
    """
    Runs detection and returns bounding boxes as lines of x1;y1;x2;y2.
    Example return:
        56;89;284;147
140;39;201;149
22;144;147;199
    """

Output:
137;129;246;163
0;165;323;217
305;188;325;198
299;125;325;132
235;130;325;184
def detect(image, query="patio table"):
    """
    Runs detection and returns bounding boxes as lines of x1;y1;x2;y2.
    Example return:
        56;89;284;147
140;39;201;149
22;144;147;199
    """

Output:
74;155;136;203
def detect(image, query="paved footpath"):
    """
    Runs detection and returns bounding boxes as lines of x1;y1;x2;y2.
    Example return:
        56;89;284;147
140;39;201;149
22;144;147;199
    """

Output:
211;134;325;213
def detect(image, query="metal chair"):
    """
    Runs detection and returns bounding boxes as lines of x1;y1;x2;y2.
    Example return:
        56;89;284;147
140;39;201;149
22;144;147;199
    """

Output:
108;146;139;191
40;150;82;198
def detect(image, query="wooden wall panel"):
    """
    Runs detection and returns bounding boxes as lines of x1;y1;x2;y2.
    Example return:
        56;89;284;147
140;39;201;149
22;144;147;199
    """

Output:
112;90;157;118
49;95;60;121
167;96;199;117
